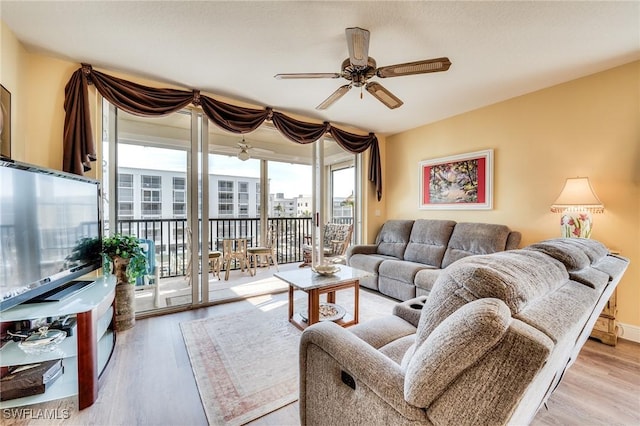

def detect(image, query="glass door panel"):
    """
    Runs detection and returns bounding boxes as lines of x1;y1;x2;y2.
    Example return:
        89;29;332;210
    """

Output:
207;153;261;271
331;164;355;226
107;107;194;313
268;160;313;264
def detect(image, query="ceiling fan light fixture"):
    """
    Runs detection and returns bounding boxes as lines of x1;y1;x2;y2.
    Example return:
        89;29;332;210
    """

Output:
238;148;250;161
366;82;403;109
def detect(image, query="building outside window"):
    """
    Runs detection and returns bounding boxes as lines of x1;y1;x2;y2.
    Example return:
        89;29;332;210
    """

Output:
218;180;234;217
118;173;134;219
141;175;162;217
238;181;249;218
173;177;186;217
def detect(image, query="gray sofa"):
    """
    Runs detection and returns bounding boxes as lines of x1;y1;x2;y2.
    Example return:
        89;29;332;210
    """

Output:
347;219;522;300
300;238;629;425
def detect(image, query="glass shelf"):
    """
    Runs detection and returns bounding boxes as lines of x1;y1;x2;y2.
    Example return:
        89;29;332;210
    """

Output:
0;325;77;367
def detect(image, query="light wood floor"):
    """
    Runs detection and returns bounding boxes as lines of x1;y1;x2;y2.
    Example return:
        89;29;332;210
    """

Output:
3;292;639;426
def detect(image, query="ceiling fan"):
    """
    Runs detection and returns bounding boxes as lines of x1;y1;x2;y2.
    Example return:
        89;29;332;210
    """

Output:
274;27;451;110
236;136;273;161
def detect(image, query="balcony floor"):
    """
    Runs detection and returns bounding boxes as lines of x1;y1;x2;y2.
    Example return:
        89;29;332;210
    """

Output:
134;262;301;313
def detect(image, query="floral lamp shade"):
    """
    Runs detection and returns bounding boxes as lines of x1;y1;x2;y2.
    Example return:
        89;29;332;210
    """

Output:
550;177;604;238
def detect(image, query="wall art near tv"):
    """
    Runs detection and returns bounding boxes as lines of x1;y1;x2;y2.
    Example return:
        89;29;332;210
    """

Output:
419;149;493;210
0;84;10;159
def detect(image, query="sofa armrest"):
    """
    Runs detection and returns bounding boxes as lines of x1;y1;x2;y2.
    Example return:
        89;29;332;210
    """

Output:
346;244;378;261
300;322;427;423
347;244;379;255
506;231;522;250
392;296;428;328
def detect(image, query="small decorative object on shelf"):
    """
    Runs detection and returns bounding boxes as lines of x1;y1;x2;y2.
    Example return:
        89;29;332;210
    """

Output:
0;359;64;401
17;327;66;355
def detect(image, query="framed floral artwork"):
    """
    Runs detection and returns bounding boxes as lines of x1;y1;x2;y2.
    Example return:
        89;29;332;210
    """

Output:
419;149;493;210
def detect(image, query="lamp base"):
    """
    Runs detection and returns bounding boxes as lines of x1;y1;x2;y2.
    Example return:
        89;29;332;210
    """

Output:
560;212;592;238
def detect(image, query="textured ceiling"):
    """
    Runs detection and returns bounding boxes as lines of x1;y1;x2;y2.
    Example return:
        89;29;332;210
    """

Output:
1;1;639;136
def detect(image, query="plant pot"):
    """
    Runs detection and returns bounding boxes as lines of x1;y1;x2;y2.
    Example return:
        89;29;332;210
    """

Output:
113;256;135;331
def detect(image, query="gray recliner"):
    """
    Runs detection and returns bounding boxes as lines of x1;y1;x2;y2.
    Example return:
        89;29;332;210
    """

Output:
300;238;629;426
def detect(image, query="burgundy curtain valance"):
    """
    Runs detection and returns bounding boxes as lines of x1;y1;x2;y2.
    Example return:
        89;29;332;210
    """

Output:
63;64;382;200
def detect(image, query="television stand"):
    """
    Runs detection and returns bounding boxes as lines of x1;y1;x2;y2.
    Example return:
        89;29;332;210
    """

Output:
23;280;94;303
0;275;116;410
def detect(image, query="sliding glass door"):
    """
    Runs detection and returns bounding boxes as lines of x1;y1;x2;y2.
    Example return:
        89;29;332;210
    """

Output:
103;100;363;312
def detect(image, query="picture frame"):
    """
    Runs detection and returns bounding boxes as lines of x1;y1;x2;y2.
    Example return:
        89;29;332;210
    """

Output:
0;84;10;159
419;149;493;210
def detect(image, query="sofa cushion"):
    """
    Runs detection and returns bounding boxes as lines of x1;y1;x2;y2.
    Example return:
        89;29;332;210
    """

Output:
376;220;415;258
403;298;512;407
403;219;456;267
441;222;512;268
379;259;429;284
414;268;441;294
525;238;611;290
515;280;597;344
348;253;394;274
379;278;417;301
379;335;416;365
349;315;417;350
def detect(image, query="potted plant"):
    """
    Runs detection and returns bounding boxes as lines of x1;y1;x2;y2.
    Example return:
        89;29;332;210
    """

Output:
102;234;148;331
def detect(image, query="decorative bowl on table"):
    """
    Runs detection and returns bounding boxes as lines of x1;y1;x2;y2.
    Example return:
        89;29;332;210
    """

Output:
311;264;341;276
18;327;67;355
300;302;346;323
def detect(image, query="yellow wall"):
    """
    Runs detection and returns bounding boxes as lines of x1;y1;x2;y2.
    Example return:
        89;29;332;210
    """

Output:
386;61;639;329
0;20;28;160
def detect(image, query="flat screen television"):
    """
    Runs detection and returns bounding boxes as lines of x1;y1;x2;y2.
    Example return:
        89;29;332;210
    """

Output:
0;159;102;312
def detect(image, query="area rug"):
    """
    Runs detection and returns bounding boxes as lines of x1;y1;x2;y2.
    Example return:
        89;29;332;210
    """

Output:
180;289;397;425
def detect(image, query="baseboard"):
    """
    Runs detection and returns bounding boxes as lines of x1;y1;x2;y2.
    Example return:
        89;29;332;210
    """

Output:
618;322;640;343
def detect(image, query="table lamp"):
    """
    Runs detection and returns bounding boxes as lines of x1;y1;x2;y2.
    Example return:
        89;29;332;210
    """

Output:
550;177;604;238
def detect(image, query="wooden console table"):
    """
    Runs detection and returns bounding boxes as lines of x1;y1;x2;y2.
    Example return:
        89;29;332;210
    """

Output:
590;289;618;346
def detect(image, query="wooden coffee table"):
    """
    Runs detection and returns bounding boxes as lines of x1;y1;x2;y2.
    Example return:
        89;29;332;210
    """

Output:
274;265;372;331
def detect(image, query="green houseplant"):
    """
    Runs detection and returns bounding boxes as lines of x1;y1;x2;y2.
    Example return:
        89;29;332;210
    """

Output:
102;234;148;284
102;234;148;331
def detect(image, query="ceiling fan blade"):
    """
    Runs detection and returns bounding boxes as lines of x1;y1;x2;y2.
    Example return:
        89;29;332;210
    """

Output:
376;57;452;78
345;27;370;68
365;82;403;109
274;73;341;79
316;85;351;110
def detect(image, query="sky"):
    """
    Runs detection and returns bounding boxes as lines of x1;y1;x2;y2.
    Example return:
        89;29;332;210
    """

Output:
117;144;353;198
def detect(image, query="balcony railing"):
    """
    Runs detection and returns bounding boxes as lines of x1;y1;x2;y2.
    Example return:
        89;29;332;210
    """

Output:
115;217;351;279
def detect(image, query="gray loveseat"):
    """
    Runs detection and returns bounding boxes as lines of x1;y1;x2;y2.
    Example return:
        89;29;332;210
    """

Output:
300;238;629;425
347;219;521;300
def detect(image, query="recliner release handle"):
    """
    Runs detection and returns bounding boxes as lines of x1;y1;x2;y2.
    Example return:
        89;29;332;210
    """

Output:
341;370;356;390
